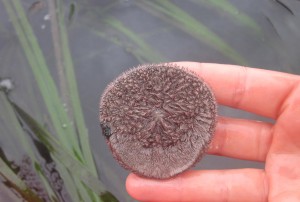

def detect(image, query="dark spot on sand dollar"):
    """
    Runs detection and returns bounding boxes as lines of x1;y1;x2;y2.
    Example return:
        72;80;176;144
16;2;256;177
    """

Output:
99;64;217;179
100;123;112;139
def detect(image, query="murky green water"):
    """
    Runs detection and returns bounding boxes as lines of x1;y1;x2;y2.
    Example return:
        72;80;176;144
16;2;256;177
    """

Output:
1;0;300;201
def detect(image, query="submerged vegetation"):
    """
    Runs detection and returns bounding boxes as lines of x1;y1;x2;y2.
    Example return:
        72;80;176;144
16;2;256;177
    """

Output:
1;0;297;201
1;0;117;201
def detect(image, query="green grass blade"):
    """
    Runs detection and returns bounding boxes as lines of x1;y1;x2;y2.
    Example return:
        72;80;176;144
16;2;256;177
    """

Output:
0;91;59;200
0;158;44;202
10;101;111;199
138;0;247;64
48;3;103;199
0;158;27;190
91;28;154;63
53;160;83;202
100;191;119;202
101;17;165;63
79;7;165;63
76;179;99;202
34;163;62;201
3;0;83;159
55;0;98;176
195;0;263;36
0;92;35;158
3;1;108;200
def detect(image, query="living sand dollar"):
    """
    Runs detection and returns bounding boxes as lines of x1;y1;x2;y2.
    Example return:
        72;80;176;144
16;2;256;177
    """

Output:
99;64;217;179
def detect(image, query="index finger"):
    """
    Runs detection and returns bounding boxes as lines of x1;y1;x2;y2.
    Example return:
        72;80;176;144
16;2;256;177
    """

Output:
176;62;300;119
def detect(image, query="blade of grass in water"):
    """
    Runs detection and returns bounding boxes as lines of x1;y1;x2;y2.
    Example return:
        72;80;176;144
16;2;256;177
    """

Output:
79;4;165;63
1;90;69;201
82;13;165;63
2;0;114;201
44;1;105;198
91;26;163;63
46;0;69;114
0;91;58;200
0;158;44;202
46;0;98;177
194;0;263;36
10;100;118;201
137;0;247;65
3;0;82;159
53;162;82;201
55;0;98;175
101;17;165;63
0;158;26;191
1;88;74;201
92;29;151;63
0;92;35;158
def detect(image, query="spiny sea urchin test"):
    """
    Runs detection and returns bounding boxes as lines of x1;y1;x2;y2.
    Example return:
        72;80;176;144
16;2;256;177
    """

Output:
99;64;217;179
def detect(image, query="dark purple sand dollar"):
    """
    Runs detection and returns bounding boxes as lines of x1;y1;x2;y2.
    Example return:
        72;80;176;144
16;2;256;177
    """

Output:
99;64;217;179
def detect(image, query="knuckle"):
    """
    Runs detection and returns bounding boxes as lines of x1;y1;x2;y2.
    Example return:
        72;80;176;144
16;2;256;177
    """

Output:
231;66;248;107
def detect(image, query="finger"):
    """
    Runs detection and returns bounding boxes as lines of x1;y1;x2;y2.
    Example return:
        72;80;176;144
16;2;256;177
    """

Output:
208;116;273;161
126;169;268;202
175;62;300;119
269;83;300;154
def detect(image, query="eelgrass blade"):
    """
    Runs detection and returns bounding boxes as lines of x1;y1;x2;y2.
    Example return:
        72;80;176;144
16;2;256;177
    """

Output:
137;0;247;64
10;100;117;201
3;0;83;160
55;0;98;175
100;162;133;202
46;2;103;199
0;158;43;202
53;162;83;202
100;17;165;63
194;0;263;36
2;1;115;200
0;92;73;201
81;13;165;63
90;29;145;63
0;92;35;158
100;191;119;202
78;2;165;63
0;158;26;191
0;92;59;200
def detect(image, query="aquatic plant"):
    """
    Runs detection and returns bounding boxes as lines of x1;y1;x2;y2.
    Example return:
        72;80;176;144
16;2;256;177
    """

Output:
1;0;118;201
0;0;265;201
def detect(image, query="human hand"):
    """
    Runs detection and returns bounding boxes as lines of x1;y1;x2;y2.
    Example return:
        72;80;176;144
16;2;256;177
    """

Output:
125;62;300;202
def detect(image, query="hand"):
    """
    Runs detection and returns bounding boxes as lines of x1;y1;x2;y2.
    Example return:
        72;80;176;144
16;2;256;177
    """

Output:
125;62;300;202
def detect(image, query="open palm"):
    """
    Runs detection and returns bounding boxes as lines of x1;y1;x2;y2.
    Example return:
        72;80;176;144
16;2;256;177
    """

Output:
126;62;300;202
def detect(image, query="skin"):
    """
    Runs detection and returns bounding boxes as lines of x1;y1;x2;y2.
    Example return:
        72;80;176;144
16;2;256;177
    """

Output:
125;62;300;202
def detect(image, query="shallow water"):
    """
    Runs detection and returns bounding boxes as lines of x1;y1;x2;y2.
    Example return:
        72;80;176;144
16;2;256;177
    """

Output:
1;0;300;201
